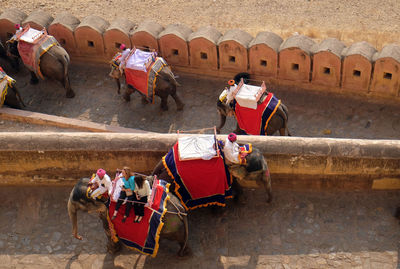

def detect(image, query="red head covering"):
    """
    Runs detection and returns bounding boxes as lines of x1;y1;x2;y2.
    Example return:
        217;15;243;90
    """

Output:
96;168;106;178
119;44;126;50
228;133;237;142
15;24;21;29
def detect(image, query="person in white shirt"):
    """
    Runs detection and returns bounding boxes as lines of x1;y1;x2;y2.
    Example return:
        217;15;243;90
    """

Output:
118;44;131;73
89;168;112;199
132;175;151;223
110;171;124;203
222;133;242;164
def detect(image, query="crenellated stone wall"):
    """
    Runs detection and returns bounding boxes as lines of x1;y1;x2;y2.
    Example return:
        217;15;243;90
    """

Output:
1;8;400;100
0;133;399;190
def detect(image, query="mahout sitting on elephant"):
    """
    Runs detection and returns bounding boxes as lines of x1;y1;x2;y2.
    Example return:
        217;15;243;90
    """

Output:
0;66;25;109
67;175;190;257
217;72;290;136
109;45;184;111
5;24;75;98
152;133;272;210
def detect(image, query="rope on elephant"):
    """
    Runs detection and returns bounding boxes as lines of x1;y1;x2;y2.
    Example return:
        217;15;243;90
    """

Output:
114;197;187;216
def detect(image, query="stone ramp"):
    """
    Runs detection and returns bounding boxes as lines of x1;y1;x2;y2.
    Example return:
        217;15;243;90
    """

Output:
0;107;151;133
0;186;398;268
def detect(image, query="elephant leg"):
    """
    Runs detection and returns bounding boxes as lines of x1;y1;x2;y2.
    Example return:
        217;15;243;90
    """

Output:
64;74;75;98
141;95;149;105
160;95;169;111
231;178;245;204
30;71;39;85
123;86;134;102
171;92;184;111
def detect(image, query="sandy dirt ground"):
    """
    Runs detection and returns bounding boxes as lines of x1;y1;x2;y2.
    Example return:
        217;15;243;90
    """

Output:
1;0;400;50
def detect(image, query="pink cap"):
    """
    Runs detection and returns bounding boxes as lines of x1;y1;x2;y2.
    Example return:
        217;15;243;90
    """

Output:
119;44;126;50
96;168;106;178
15;24;21;29
228;133;237;142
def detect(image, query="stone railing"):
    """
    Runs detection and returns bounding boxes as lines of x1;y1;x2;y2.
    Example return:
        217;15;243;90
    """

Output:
1;8;399;100
0;133;399;190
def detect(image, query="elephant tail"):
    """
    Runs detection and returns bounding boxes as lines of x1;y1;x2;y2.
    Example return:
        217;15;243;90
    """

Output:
280;103;291;136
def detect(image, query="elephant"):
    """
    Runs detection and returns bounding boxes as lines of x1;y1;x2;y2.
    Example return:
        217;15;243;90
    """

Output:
216;72;291;136
109;58;184;111
5;37;75;98
0;41;6;58
152;143;272;204
67;177;190;256
0;68;25;109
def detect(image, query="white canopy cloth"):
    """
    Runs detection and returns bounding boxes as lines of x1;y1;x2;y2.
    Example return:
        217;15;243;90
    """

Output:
234;83;263;109
178;135;217;160
125;49;156;72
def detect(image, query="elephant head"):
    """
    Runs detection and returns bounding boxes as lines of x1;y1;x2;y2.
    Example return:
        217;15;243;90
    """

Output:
0;68;25;109
4;38;20;70
67;177;190;256
108;56;123;94
225;147;272;203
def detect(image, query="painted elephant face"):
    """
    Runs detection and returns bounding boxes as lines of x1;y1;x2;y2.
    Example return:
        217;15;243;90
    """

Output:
109;65;122;79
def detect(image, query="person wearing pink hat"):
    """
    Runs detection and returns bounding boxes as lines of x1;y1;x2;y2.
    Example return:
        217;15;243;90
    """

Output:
222;133;242;164
89;168;112;199
118;43;131;72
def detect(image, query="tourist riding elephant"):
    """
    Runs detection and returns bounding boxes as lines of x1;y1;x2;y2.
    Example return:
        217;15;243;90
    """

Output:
109;57;184;111
152;144;272;204
67;177;190;256
217;72;291;136
5;37;75;98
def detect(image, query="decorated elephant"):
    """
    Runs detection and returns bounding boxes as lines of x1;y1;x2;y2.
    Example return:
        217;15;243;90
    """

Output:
152;140;272;206
0;40;6;58
67;177;189;256
5;26;75;98
109;48;184;111
0;66;25;109
217;72;290;136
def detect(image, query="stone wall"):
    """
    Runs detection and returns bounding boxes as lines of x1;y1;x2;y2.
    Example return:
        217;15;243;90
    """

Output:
1;8;400;100
0;133;399;190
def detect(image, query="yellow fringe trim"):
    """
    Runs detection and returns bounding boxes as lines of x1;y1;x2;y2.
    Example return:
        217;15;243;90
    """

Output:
162;154;175;180
264;99;281;134
36;41;57;80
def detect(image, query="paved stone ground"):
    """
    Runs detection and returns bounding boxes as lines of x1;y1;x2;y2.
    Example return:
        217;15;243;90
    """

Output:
1;60;400;139
0;186;399;268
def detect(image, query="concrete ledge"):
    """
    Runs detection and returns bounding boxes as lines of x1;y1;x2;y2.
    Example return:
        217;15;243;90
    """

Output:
0;107;150;133
0;133;399;190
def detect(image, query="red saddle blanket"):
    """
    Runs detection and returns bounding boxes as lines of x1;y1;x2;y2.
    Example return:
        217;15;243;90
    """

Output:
233;92;281;135
108;179;170;257
16;30;58;79
162;142;232;210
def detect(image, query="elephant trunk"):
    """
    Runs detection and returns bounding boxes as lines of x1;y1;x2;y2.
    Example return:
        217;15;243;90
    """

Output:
217;100;228;134
67;197;82;240
179;214;189;256
115;78;121;94
262;162;273;203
